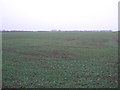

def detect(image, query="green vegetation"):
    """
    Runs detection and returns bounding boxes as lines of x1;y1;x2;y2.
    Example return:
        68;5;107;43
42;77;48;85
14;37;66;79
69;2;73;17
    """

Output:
2;32;118;88
0;32;2;89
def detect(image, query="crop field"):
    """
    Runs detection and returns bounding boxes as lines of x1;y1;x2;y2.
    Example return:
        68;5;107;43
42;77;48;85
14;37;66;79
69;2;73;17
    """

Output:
2;31;118;88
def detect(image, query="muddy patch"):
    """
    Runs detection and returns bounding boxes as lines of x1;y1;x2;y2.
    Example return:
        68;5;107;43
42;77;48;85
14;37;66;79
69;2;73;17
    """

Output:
60;46;91;49
117;40;120;44
2;49;48;58
20;52;48;57
103;75;118;81
23;46;42;48
49;51;71;60
105;61;118;66
59;44;114;49
91;38;109;43
65;37;81;41
84;44;114;49
3;49;72;60
36;50;72;60
47;37;81;45
3;49;16;53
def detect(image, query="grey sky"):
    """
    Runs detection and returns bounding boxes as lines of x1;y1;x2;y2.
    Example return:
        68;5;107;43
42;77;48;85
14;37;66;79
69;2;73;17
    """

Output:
0;0;119;31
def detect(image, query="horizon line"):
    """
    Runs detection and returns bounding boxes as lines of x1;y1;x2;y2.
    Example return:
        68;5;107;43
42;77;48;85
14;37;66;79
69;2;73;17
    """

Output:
0;29;117;31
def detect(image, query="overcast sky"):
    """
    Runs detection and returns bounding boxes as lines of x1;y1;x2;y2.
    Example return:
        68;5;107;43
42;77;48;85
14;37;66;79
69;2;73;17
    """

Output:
0;0;119;31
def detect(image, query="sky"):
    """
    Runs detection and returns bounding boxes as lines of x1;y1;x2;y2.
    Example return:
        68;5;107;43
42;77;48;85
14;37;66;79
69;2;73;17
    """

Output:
0;0;119;31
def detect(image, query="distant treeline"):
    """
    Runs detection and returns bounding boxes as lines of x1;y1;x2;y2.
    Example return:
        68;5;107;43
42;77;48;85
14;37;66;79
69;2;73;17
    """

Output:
1;31;49;32
1;30;116;32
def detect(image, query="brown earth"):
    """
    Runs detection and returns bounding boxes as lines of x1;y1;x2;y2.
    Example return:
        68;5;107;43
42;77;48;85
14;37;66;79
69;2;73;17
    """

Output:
3;49;72;60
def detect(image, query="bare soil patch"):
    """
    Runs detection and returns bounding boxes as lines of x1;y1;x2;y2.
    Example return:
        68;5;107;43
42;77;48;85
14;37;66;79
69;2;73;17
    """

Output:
23;46;42;48
104;75;118;81
49;51;71;60
84;44;114;49
65;37;81;41
3;49;72;60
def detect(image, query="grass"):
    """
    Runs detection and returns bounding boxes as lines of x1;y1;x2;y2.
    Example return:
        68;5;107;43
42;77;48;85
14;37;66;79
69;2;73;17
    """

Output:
2;31;118;88
0;32;2;89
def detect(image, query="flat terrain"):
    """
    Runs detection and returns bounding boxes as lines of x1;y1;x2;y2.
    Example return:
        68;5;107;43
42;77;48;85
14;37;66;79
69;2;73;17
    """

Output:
2;32;118;88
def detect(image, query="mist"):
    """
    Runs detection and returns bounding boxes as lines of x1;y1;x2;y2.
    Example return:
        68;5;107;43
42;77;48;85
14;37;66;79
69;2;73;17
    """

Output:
0;0;119;31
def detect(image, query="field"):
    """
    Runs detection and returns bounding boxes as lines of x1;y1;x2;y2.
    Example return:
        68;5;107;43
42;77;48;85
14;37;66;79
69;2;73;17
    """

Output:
2;31;118;88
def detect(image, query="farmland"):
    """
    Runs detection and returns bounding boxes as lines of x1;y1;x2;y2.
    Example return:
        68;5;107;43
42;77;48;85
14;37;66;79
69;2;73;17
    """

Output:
2;31;118;88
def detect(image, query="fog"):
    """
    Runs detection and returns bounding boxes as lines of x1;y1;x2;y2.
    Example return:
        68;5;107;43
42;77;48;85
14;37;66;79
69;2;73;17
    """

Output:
0;0;119;31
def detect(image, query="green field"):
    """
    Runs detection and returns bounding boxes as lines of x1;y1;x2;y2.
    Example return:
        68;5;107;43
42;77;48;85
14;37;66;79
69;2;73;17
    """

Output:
2;32;118;88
